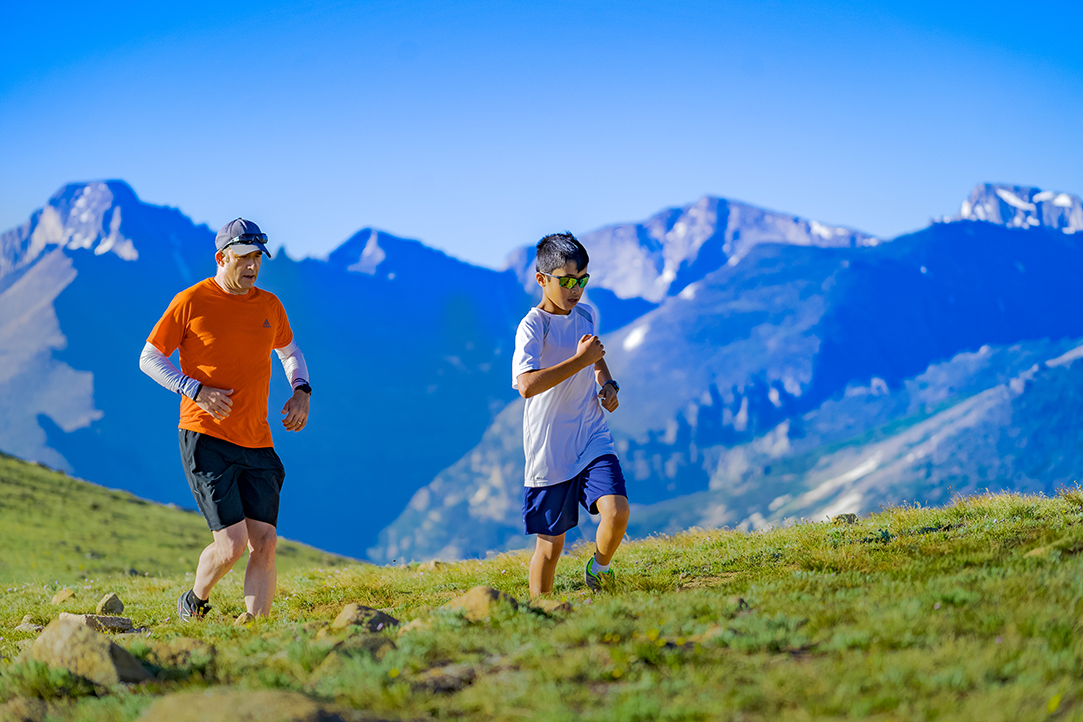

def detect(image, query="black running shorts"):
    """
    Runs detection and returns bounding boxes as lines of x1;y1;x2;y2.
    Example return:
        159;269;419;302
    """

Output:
178;429;285;531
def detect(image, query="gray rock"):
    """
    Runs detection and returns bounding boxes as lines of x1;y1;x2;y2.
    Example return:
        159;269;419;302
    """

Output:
13;623;44;634
330;604;399;633
26;616;150;686
58;612;134;633
411;663;477;694
443;586;519;622
96;592;124;615
135;689;370;721
529;599;573;615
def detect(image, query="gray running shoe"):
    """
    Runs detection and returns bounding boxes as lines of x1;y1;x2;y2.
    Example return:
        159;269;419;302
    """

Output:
584;557;614;592
177;590;210;622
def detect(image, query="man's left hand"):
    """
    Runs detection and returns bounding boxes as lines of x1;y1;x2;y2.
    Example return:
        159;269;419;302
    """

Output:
598;384;619;412
281;389;310;432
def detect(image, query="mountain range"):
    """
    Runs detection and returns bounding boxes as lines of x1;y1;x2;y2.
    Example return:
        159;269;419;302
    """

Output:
371;184;1083;561
2;181;1081;561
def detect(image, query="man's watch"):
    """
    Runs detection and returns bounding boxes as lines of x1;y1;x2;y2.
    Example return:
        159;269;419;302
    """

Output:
602;380;620;392
295;383;312;395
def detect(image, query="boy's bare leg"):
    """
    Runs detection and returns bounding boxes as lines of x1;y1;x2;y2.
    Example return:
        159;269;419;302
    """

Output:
593;495;630;566
530;532;565;597
193;520;250;600
243;518;278;616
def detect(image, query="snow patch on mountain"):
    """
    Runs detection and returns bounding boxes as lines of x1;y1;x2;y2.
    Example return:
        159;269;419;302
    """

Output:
623;324;649;351
956;184;1083;233
798;453;881;506
1045;344;1083;369
346;230;387;274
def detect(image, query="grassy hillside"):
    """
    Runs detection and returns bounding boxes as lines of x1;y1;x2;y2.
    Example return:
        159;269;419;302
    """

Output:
2;454;1083;720
0;452;347;586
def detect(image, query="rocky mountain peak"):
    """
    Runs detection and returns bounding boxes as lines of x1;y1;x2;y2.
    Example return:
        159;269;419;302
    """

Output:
504;195;878;303
1;181;141;280
38;181;140;261
326;227;464;282
957;183;1083;233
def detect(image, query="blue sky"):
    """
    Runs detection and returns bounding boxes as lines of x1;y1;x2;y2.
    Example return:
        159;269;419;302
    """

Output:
2;0;1081;267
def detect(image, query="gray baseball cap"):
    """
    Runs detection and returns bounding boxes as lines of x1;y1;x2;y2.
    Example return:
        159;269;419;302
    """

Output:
215;218;271;257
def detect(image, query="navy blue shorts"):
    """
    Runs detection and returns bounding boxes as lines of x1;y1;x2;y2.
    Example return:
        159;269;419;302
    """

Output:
522;454;627;537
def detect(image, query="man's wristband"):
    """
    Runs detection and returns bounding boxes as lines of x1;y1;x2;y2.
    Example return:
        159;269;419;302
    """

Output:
294;383;312;395
601;380;620;392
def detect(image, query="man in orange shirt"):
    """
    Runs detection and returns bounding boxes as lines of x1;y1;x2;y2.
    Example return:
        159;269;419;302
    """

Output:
140;219;311;622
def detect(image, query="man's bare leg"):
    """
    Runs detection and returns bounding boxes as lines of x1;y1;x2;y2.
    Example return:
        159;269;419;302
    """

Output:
243;518;278;616
593;495;630;566
529;533;565;598
193;520;249;601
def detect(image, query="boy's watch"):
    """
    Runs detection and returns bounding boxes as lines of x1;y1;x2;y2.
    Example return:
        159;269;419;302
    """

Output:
602;380;620;392
295;383;312;395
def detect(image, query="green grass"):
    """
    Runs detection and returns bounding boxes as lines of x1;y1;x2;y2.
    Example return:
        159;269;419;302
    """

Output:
0;452;347;586
3;453;1083;720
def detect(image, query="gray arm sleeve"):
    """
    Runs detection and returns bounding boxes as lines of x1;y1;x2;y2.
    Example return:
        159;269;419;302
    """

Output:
139;342;202;399
274;339;310;389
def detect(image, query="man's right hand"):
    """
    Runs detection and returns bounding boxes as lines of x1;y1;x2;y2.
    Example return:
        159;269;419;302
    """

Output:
576;334;605;365
194;386;234;421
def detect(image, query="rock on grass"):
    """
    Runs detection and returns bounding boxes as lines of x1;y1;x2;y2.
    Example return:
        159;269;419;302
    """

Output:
410;663;477;694
26;616;150;686
96;593;124;615
529;599;573;615
331;604;399;633
443;586;519;622
135;689;378;721
58;612;134;633
50;589;74;605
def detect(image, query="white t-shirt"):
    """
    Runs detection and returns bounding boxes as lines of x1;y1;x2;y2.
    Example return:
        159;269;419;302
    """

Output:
512;303;616;488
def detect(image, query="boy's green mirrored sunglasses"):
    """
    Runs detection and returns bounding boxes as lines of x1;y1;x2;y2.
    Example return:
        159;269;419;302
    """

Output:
542;272;590;289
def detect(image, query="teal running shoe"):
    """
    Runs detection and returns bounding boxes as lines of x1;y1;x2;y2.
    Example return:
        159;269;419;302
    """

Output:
584;557;614;592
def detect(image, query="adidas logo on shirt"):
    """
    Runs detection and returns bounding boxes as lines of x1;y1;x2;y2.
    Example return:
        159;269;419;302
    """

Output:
263;319;271;328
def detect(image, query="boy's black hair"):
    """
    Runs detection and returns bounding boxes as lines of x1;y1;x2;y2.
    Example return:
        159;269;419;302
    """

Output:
535;232;589;274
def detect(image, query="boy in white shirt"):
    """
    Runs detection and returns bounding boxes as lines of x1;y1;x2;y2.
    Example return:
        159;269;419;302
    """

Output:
513;232;630;597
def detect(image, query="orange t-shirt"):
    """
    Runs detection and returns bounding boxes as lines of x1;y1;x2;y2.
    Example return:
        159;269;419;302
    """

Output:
147;278;294;448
